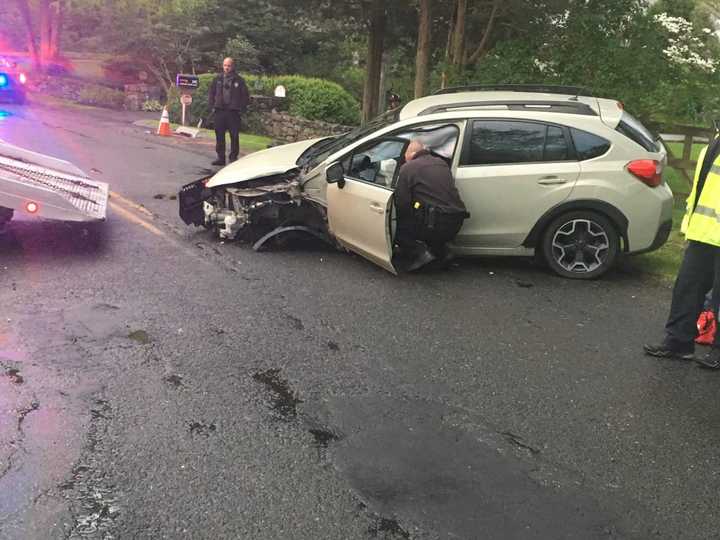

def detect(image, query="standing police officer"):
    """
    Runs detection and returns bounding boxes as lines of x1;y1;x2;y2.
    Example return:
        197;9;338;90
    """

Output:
644;130;720;367
394;140;469;271
209;57;250;166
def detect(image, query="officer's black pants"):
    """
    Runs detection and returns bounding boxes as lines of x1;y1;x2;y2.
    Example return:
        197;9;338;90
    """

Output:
665;240;720;348
214;109;242;162
396;213;465;258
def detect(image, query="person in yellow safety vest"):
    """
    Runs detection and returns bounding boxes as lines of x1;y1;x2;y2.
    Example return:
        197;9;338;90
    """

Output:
644;130;720;367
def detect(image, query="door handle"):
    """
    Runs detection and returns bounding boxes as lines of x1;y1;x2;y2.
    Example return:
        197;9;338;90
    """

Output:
369;202;385;214
537;176;568;185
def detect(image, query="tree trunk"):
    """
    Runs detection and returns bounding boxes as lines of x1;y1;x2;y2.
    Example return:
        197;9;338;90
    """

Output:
15;0;40;69
451;0;467;67
468;0;500;65
39;0;52;66
49;0;64;60
414;0;431;98
440;2;457;90
362;0;386;124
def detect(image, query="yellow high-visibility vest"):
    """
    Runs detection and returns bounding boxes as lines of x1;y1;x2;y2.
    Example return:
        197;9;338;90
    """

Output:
682;145;720;247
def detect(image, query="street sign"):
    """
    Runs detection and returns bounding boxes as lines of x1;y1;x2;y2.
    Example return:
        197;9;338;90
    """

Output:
180;93;192;106
176;74;199;90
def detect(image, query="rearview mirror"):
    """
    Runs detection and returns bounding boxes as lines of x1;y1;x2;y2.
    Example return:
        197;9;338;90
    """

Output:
326;162;345;184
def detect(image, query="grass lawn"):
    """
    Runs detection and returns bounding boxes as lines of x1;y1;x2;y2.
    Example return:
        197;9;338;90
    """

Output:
135;119;272;152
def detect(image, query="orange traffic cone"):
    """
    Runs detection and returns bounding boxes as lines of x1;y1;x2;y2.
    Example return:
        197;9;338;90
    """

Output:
157;107;171;137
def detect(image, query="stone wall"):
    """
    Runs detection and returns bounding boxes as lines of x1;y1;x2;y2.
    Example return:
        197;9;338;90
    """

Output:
33;76;162;111
246;96;353;143
253;110;352;143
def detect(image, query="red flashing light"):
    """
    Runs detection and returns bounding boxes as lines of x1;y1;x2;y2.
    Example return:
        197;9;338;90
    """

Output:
627;159;662;187
25;201;38;213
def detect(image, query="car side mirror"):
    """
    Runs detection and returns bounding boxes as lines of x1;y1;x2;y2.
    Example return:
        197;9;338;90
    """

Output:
326;162;345;187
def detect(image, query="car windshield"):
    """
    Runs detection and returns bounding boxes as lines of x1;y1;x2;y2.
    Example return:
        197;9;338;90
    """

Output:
301;108;401;169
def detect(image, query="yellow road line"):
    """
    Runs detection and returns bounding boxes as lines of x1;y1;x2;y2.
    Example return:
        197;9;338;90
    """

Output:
108;200;166;238
109;191;155;217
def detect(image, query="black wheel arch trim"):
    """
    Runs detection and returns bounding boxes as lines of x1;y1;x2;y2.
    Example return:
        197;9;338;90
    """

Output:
523;200;629;252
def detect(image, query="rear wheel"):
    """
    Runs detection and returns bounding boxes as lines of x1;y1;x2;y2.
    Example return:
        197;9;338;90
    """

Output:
541;210;619;279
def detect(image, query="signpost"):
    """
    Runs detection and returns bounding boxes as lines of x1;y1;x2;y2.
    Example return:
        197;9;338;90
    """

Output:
176;74;199;126
180;93;193;126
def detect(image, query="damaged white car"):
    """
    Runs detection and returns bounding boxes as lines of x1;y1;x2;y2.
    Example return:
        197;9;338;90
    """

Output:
179;85;673;279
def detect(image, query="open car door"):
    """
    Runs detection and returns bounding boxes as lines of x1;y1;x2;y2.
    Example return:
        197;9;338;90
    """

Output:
326;178;396;274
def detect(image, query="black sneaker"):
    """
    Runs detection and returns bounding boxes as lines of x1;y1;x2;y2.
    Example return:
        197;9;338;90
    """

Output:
643;342;694;360
406;248;436;272
211;158;226;166
696;348;720;369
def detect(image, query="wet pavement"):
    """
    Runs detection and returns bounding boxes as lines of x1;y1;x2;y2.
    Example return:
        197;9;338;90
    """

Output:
0;100;719;539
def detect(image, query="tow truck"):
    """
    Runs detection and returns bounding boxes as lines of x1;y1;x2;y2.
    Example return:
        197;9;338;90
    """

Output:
0;140;109;234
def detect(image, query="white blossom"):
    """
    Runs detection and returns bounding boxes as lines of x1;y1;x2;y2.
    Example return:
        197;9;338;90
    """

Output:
653;12;717;73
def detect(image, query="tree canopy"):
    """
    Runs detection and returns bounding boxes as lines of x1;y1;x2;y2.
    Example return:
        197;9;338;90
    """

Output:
2;0;720;124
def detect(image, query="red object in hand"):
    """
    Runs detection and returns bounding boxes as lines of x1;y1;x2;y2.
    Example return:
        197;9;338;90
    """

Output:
696;310;716;345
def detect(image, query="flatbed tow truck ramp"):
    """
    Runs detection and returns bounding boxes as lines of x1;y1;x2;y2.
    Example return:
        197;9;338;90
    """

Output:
0;139;109;226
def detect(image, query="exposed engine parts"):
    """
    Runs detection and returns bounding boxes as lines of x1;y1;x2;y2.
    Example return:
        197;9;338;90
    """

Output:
201;178;325;241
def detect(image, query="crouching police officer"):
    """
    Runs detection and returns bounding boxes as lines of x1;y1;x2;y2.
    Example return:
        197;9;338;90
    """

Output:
394;140;469;271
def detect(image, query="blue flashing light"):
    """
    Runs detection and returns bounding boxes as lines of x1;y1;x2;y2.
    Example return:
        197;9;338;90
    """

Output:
0;74;7;88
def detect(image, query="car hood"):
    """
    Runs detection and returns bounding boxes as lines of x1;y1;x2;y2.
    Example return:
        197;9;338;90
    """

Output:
206;138;325;188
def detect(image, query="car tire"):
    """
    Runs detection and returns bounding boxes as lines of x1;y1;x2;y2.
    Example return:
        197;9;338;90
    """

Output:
541;210;619;279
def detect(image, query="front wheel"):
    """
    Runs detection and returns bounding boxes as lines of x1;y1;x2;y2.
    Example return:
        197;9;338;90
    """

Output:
541;210;619;279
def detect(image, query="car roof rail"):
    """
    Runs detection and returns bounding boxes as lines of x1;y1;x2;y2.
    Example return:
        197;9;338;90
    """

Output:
432;84;592;98
418;100;597;117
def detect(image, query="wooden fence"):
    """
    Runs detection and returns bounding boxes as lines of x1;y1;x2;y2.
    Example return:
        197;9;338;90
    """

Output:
647;122;714;188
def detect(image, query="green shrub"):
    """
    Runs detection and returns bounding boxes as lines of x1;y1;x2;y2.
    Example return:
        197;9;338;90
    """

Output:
77;86;125;109
142;99;164;112
167;73;359;128
267;75;360;125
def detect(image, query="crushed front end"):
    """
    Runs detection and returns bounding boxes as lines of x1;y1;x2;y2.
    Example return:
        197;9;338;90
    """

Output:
179;170;326;242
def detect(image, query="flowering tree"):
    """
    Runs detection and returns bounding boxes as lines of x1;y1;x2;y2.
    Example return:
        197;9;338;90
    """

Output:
654;12;717;73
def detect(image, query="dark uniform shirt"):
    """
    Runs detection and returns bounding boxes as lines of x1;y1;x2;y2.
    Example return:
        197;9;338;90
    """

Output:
395;150;467;215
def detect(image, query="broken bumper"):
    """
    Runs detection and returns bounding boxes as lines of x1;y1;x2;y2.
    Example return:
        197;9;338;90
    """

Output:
179;177;211;226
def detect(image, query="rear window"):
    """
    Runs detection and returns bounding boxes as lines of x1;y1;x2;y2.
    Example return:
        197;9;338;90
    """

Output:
570;128;611;160
615;111;659;152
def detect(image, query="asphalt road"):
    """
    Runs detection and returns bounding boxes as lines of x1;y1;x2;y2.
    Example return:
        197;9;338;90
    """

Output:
0;100;719;540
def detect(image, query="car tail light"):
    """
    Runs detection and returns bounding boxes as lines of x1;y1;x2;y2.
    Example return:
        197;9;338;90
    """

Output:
19;73;27;85
25;201;39;213
627;159;662;187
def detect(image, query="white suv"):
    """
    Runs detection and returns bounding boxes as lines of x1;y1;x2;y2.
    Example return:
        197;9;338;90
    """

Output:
180;85;673;279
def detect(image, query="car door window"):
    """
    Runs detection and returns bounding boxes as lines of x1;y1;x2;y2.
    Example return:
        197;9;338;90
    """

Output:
545;126;570;161
462;120;572;165
344;139;407;187
342;124;460;188
394;124;460;161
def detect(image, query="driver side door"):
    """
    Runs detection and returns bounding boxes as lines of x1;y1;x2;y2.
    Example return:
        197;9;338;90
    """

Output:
326;138;408;273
